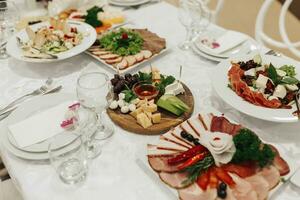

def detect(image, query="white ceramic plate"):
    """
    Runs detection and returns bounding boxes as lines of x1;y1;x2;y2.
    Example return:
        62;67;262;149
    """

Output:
139;108;298;199
212;54;300;122
1;93;78;160
6;20;97;63
192;43;224;62
109;0;150;7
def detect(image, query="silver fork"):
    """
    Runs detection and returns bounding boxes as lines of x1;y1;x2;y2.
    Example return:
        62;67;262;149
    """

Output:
265;49;282;57
0;78;53;115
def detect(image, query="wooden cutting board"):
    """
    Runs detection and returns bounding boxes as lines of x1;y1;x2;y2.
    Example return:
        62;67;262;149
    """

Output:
107;84;194;135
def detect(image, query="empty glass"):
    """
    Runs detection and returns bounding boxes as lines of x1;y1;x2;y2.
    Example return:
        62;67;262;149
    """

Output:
77;72;114;158
0;0;19;59
178;0;210;50
48;133;88;184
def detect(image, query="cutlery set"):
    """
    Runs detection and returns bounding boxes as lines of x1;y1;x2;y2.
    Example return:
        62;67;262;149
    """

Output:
0;79;62;121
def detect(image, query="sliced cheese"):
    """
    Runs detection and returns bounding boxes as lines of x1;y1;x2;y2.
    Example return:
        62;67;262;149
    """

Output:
130;107;143;119
255;74;269;89
273;85;287;99
152;113;161;124
137;113;152;128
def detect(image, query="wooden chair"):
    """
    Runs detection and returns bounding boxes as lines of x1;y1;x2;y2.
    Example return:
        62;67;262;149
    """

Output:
255;0;300;58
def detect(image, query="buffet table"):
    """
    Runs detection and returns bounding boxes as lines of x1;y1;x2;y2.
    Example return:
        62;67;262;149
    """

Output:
0;2;300;200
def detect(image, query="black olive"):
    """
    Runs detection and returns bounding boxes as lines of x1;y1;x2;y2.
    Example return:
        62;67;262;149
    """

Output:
186;134;195;142
218;182;227;191
125;74;132;81
114;74;121;80
180;131;188;139
193;141;200;146
114;82;125;94
217;189;227;199
110;78;119;86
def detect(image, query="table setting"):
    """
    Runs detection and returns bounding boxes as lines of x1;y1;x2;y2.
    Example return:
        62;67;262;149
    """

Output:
0;0;300;200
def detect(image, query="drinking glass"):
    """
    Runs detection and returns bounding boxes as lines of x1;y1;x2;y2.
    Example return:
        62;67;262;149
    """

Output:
178;0;210;50
48;132;88;184
77;72;114;158
0;0;19;59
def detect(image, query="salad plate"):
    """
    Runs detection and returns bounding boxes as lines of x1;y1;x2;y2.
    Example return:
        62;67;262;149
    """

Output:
1;93;78;160
212;54;300;122
144;108;296;200
107;68;194;135
86;27;168;74
6;20;97;63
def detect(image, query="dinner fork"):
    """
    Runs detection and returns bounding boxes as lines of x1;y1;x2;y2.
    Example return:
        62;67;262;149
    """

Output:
0;78;53;115
265;49;282;57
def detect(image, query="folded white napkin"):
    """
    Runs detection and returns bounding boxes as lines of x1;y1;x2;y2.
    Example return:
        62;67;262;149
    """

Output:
9;101;72;148
203;31;248;55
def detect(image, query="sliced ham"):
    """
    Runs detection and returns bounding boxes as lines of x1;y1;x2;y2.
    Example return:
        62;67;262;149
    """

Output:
141;50;153;59
147;155;181;173
229;173;258;200
105;57;122;64
157;137;189;152
172;127;195;147
134;52;144;62
258;165;280;190
115;58;128;70
147;144;180;156
178;183;217;200
180;122;200;140
99;54;120;60
124;55;137;66
245;174;269;200
161;131;193;149
159;171;189;189
91;50;109;55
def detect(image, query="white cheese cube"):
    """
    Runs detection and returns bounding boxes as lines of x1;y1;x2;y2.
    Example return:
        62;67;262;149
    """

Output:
244;68;256;76
273;85;287;99
118;93;125;100
268;96;278;101
255;66;265;72
109;100;118;109
276;69;287;77
255;74;269;89
285;84;298;91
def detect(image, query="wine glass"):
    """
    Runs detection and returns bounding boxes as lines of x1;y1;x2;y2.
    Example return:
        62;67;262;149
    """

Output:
178;0;211;51
0;0;19;59
76;72;114;158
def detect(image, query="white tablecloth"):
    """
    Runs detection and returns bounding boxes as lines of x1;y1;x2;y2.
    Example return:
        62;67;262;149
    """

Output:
0;2;300;200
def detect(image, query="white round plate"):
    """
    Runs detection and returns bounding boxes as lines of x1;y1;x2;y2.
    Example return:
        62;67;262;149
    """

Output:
2;93;77;160
108;0;150;7
192;43;224;62
6;20;97;63
211;54;300;123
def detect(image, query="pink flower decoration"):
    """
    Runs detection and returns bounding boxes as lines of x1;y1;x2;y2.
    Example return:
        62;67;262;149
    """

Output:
68;102;80;111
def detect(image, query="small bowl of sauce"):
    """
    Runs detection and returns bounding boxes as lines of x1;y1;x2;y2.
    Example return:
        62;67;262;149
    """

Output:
133;82;159;100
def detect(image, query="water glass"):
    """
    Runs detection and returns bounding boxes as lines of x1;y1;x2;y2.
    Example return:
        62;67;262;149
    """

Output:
77;72;114;158
48;132;88;184
0;0;19;59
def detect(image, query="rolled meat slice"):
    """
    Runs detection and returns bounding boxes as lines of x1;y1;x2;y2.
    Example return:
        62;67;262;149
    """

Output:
178;183;217;200
229;173;258;200
159;171;189;189
147;155;181;173
245;174;269;200
258;165;280;190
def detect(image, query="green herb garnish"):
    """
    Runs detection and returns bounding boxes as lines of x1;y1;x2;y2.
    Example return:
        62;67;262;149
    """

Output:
279;65;296;77
99;28;143;56
122;88;137;103
267;63;279;84
232;129;275;167
181;155;214;186
280;77;299;85
155;75;175;96
137;71;152;83
84;6;103;28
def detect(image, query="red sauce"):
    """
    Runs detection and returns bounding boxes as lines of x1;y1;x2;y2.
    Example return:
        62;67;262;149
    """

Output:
133;83;158;100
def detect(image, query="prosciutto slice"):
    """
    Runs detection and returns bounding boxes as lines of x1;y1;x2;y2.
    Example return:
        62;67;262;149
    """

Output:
178;183;217;200
269;144;290;176
245;174;269;200
159;171;189;189
258;165;280;190
229;173;258;200
210;116;242;136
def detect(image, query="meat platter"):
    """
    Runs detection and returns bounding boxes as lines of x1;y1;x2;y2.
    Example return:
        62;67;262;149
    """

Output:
86;28;168;74
146;109;296;200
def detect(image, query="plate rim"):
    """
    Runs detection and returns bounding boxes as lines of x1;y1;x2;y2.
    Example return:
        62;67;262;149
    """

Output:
6;20;97;63
211;54;300;123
